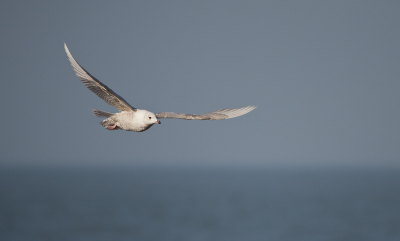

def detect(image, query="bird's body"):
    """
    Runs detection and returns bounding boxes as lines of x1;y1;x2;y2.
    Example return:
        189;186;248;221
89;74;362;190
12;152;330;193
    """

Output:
64;43;256;132
98;110;159;132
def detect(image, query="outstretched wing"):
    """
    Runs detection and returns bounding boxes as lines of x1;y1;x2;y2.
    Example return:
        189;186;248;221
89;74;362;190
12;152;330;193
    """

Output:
64;43;136;112
156;106;256;120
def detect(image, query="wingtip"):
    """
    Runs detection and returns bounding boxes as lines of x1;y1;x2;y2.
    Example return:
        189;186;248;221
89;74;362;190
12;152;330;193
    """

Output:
64;42;69;52
214;105;257;119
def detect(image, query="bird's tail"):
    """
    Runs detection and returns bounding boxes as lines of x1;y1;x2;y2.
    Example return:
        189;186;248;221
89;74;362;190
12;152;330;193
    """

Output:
93;109;114;118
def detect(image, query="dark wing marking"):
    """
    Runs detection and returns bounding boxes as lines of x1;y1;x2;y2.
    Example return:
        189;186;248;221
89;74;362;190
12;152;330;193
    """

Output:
64;43;136;112
156;106;256;120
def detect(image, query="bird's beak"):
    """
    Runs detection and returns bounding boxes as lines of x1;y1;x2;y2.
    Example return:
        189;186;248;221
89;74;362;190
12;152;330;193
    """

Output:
156;120;161;124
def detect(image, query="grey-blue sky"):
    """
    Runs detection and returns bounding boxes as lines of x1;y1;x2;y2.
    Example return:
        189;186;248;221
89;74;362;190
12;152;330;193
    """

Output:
1;1;399;168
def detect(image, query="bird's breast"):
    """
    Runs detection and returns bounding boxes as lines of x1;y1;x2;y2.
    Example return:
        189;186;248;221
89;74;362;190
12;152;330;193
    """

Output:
115;111;151;132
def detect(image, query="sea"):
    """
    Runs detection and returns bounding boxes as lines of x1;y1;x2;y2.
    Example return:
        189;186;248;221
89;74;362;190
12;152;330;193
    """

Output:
0;166;399;241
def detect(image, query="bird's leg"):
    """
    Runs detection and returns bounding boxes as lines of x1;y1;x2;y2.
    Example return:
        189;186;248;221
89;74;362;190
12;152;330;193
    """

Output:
107;124;119;130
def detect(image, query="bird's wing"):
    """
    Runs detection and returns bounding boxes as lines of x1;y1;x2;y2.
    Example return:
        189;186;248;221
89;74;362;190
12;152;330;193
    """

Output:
156;106;256;120
64;43;136;112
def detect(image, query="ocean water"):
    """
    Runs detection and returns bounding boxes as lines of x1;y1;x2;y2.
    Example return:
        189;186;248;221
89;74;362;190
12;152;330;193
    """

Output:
0;167;399;241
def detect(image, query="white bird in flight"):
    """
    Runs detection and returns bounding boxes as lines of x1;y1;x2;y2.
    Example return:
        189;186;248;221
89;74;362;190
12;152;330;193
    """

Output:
64;43;256;132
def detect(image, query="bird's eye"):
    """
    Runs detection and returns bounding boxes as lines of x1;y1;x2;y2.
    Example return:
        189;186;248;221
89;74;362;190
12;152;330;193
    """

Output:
149;116;152;119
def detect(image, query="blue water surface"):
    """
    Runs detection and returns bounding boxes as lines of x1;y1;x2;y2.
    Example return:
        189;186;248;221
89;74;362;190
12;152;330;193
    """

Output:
1;166;399;241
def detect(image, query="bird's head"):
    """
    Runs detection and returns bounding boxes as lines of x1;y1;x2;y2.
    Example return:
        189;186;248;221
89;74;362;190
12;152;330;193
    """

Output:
144;111;161;125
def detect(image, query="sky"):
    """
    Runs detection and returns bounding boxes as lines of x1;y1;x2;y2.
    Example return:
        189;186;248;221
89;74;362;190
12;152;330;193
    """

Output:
1;1;399;169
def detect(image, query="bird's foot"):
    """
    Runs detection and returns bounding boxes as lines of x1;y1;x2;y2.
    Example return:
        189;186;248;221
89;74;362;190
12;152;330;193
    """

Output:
107;124;119;130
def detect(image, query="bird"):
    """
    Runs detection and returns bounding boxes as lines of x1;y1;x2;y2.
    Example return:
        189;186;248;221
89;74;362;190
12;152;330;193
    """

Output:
64;43;256;132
